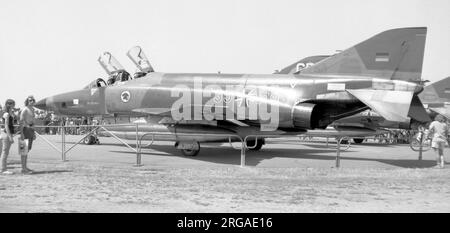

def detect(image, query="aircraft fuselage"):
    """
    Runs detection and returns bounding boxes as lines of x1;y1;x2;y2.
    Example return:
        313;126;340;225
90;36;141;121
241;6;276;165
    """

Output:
38;72;421;131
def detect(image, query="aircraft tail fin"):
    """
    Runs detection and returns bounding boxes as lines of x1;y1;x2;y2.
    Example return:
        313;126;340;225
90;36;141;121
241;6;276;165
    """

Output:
302;27;427;82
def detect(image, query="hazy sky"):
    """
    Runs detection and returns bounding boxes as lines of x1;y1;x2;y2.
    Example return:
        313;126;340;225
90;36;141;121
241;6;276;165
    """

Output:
1;0;449;107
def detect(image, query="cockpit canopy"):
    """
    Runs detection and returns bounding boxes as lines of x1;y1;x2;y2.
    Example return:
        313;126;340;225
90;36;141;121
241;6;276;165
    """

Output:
98;52;125;75
127;46;154;74
97;52;131;85
107;70;131;85
83;78;107;89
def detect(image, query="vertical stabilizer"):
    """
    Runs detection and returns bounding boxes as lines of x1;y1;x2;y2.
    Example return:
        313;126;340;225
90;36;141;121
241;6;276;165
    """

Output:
302;27;427;82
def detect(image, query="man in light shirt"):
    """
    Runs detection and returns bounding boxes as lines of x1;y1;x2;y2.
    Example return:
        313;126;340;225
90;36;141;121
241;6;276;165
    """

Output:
428;114;449;168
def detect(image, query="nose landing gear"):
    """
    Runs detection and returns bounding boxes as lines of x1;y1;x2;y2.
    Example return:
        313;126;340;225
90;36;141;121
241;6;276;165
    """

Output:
83;135;100;145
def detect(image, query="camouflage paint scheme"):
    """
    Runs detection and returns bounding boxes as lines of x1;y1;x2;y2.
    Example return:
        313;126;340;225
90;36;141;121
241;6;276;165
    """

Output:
323;76;450;140
276;55;331;75
36;28;429;151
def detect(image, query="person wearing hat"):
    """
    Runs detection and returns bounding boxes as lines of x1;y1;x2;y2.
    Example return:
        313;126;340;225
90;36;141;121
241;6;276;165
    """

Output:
1;99;16;175
19;95;36;174
428;114;449;168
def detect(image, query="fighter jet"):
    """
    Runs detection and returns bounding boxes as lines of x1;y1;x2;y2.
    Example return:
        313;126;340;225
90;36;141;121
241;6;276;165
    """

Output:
36;27;429;156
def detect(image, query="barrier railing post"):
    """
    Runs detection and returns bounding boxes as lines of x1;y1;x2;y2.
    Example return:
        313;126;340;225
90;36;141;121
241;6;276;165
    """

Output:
418;133;423;161
240;140;246;167
134;124;142;167
336;137;341;168
419;145;423;161
61;126;67;162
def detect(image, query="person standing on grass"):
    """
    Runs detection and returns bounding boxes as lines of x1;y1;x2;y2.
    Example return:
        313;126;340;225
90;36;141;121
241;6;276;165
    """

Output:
1;99;16;175
19;95;36;174
428;114;449;168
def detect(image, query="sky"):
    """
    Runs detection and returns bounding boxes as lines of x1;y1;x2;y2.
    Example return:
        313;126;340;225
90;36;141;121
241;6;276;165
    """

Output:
0;0;449;108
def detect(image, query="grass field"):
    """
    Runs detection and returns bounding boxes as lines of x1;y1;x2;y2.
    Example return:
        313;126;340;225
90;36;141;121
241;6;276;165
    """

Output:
1;135;450;212
1;160;450;212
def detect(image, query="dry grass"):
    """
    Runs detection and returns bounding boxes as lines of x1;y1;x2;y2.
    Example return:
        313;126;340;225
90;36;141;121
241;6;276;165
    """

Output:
1;160;450;212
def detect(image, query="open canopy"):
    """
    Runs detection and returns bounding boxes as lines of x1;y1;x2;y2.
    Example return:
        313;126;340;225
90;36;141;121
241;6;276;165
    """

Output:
98;52;126;75
126;46;154;73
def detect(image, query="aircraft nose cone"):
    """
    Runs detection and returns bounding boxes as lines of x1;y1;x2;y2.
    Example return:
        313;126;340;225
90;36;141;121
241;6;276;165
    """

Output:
35;98;47;110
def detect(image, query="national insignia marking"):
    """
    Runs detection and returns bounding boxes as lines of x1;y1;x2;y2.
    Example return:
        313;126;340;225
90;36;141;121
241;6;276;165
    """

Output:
121;91;131;103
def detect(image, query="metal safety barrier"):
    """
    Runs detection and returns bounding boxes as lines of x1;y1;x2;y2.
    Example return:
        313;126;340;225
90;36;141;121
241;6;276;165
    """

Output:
137;132;245;167
31;124;138;162
244;135;350;168
2;123;425;168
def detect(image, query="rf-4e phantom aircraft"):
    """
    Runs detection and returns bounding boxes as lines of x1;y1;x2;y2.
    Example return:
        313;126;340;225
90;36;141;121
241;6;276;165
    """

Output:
36;27;429;156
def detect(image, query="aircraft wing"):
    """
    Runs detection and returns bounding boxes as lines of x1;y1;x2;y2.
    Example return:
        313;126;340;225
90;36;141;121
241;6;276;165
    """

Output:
346;89;414;122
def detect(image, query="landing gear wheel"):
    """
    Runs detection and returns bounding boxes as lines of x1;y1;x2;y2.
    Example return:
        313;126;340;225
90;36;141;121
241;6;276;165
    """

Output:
340;139;349;144
353;138;364;144
84;135;97;145
246;138;265;151
177;141;201;156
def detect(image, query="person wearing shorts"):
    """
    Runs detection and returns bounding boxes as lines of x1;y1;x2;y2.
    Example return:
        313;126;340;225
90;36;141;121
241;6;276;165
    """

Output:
19;95;36;174
428;114;449;168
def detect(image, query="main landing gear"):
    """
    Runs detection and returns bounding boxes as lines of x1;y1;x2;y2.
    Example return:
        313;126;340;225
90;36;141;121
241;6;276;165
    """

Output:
352;138;364;144
175;141;201;156
173;138;266;157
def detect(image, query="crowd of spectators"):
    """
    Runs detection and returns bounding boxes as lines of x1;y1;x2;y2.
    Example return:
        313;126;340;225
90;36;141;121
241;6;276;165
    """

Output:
373;130;413;144
30;110;100;135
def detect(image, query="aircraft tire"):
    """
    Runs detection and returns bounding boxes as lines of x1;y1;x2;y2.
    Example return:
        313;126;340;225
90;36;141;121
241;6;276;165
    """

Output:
353;138;364;144
181;142;201;156
84;135;97;145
